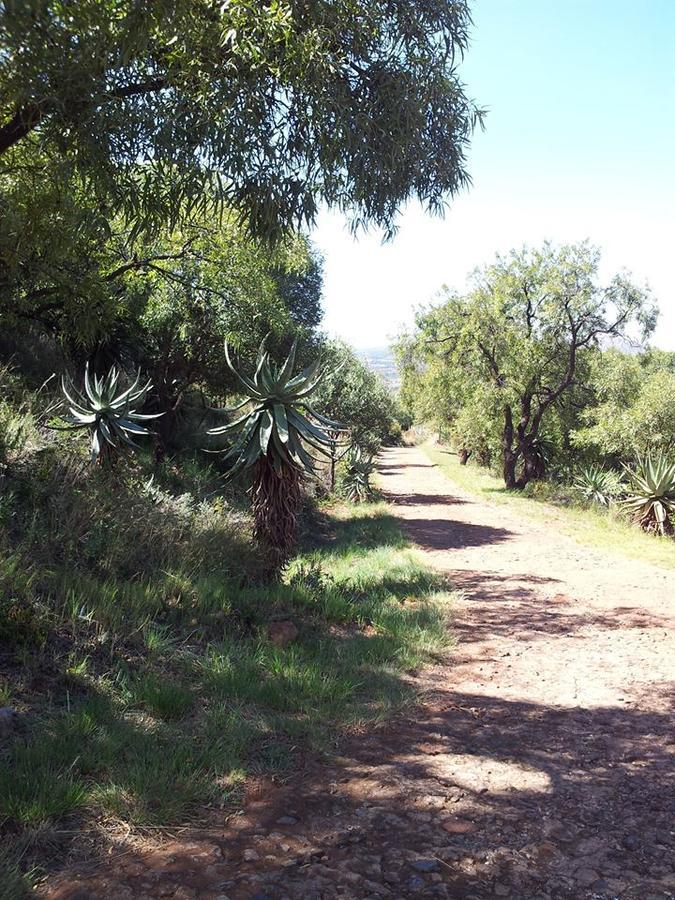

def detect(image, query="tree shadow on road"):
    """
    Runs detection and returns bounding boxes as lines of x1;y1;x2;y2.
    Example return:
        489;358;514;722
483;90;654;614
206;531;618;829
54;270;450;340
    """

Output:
48;684;674;899
402;517;513;551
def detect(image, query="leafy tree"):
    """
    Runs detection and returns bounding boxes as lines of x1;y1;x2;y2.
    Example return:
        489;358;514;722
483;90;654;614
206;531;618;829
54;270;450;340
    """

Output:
572;349;675;460
0;188;324;453
1;0;483;242
313;341;404;452
127;222;322;451
405;243;656;489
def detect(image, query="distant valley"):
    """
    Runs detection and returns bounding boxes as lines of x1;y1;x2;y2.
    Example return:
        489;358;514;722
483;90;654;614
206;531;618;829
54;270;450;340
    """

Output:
356;347;400;390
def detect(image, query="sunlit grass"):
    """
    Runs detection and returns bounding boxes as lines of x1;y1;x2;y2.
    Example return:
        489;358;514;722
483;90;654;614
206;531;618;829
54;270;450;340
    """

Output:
0;500;454;887
424;443;675;570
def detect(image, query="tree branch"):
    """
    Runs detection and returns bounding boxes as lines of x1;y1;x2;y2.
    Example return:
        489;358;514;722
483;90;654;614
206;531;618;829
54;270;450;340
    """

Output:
0;78;168;156
104;241;193;281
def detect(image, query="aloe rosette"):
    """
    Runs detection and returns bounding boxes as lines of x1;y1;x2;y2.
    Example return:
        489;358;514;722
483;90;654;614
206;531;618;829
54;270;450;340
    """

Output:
621;452;675;534
57;365;161;463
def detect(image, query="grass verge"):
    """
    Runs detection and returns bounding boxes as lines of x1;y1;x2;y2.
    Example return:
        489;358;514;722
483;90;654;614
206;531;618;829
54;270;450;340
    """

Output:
424;443;675;570
0;501;452;891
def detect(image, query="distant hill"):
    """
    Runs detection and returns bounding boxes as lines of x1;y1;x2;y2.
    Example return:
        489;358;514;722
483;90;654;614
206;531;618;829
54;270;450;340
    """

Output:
356;347;400;390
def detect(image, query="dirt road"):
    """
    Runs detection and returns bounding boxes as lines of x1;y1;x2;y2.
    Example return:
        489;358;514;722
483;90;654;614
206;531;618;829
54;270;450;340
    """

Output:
48;445;675;900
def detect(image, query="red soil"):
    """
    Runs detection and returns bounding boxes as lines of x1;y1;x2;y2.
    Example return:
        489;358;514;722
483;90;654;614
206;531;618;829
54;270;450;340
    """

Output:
44;445;675;899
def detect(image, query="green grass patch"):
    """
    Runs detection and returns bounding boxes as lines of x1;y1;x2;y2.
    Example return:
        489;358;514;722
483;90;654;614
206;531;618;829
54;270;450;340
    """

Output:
425;443;675;570
0;500;453;888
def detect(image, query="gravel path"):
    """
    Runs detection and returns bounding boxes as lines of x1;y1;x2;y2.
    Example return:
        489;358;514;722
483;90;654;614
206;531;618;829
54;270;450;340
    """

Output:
47;445;675;900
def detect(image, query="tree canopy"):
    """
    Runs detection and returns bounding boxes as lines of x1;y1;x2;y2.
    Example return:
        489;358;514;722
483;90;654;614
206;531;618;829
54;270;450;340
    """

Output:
1;0;483;242
399;242;656;488
572;349;675;460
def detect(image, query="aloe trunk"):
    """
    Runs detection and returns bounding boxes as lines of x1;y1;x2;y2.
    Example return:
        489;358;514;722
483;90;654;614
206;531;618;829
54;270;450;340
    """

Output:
251;457;302;571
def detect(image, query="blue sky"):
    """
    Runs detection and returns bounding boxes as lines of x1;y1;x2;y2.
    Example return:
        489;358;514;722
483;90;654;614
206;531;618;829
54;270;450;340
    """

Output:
311;0;675;349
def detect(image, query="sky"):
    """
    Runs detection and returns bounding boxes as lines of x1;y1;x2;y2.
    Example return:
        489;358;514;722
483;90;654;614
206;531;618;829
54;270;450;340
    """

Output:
311;0;675;351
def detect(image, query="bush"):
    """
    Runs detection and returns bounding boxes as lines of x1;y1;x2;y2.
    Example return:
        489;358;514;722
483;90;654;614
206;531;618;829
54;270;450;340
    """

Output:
573;465;624;507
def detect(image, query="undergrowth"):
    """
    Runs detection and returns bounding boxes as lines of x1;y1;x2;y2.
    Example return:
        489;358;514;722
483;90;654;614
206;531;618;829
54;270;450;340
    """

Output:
0;368;453;891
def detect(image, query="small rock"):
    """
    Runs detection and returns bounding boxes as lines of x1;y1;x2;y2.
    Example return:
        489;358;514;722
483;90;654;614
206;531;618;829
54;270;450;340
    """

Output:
243;849;260;862
440;817;475;835
276;815;299;826
622;833;640;851
494;884;510;897
267;620;299;648
411;858;439;873
408;875;425;890
575;867;599;887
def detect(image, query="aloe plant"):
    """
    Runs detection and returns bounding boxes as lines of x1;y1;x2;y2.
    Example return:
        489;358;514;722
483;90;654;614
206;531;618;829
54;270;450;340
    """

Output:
341;446;376;503
573;465;623;507
622;453;675;535
57;365;160;464
208;340;345;568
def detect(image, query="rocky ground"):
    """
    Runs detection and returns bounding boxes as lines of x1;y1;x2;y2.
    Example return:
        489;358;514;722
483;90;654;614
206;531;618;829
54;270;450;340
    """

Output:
45;445;675;899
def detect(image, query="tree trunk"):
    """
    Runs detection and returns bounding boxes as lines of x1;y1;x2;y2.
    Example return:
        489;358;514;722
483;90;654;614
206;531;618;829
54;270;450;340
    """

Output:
502;404;519;489
503;449;518;489
251;457;301;577
458;448;471;465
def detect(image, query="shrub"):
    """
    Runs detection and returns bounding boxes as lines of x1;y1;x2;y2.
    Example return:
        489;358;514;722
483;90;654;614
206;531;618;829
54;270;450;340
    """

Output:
622;453;675;535
340;446;376;503
573;465;624;507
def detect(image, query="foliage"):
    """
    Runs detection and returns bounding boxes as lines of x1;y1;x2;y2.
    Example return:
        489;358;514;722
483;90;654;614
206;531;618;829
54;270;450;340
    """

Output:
0;177;322;364
341;446;376;503
399;242;656;489
572;349;675;460
56;365;160;464
313;341;405;453
0;444;452;883
209;341;344;568
622;453;675;535
573;465;624;507
0;0;483;243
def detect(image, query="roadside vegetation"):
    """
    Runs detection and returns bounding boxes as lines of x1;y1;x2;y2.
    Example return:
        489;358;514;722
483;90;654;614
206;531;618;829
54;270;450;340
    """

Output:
1;3;473;885
0;423;452;892
424;444;675;570
397;242;675;542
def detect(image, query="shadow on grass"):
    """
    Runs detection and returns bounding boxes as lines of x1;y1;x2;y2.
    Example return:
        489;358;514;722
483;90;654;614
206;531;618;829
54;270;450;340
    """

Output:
0;501;454;890
42;685;675;899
